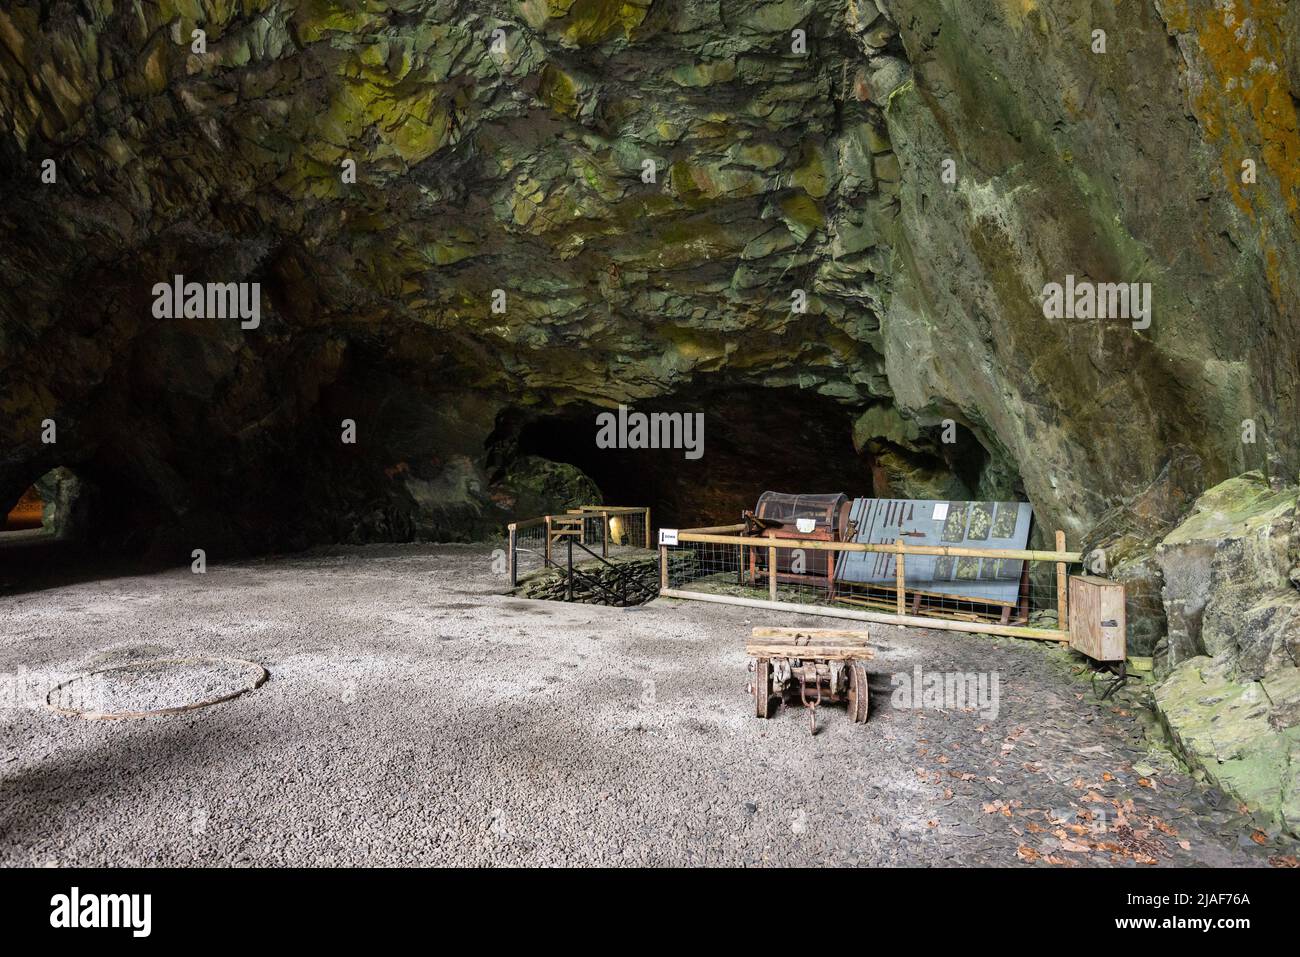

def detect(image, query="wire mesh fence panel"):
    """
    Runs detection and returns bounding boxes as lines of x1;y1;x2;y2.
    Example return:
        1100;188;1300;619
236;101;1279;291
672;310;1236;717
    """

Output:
613;509;649;550
511;522;550;584
662;535;1079;637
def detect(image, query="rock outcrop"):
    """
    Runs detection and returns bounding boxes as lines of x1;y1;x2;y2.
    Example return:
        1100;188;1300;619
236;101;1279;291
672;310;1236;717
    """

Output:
1152;472;1300;835
1157;472;1299;677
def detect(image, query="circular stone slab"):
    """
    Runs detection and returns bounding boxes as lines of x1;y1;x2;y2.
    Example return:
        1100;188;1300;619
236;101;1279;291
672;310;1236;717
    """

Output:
45;657;268;720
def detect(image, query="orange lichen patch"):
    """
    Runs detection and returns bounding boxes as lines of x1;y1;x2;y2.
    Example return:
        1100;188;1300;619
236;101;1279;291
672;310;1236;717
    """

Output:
1161;0;1300;307
1166;0;1300;221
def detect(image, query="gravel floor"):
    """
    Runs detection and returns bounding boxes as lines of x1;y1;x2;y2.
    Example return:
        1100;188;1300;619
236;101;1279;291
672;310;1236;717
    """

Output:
0;543;1293;867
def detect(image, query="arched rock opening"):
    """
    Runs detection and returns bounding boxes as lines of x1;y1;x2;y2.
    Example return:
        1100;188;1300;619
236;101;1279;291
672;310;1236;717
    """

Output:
497;386;1014;530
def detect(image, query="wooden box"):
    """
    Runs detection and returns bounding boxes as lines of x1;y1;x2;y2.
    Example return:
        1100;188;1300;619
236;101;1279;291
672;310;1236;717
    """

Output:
1068;575;1126;662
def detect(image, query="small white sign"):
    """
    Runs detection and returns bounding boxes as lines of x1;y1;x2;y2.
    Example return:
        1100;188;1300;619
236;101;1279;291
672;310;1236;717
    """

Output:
932;503;949;522
658;528;679;546
796;518;816;533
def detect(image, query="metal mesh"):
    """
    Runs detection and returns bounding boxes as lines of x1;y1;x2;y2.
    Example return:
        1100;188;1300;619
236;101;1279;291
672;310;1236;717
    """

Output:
511;522;549;582
662;538;1076;631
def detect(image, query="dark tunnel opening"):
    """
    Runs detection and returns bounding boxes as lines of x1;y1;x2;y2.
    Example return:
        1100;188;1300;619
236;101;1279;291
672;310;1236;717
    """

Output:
501;386;996;529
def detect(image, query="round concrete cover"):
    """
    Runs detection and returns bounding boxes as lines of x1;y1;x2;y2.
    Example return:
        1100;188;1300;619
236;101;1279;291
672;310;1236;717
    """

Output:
46;657;268;719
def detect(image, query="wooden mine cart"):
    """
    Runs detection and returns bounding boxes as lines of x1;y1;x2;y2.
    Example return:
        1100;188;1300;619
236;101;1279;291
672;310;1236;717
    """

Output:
746;626;873;733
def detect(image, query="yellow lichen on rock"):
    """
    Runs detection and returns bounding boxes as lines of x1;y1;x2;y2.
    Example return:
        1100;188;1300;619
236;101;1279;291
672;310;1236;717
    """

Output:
518;0;650;47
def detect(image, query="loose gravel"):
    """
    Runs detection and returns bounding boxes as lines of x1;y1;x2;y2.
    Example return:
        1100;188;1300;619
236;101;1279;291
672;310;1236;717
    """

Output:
0;543;1293;867
46;657;266;718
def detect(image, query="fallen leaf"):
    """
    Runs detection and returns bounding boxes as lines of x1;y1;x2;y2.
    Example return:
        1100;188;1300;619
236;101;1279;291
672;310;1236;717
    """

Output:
1268;855;1298;868
1251;831;1269;846
1017;845;1040;863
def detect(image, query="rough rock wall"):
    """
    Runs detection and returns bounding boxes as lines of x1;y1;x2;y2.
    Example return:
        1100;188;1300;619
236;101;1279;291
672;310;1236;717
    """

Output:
1;1;1298;557
879;0;1300;540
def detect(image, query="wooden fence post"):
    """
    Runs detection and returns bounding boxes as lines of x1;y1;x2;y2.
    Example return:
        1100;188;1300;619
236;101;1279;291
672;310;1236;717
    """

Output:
1055;529;1068;633
769;545;778;601
602;510;609;558
895;538;906;615
660;544;669;590
644;507;651;549
544;515;552;568
507;523;517;588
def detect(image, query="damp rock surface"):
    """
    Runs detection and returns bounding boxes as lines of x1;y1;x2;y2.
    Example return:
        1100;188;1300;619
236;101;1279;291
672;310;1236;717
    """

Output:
0;543;1292;867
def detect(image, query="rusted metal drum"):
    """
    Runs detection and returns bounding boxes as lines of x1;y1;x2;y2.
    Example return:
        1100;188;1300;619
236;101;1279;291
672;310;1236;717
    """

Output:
754;491;850;537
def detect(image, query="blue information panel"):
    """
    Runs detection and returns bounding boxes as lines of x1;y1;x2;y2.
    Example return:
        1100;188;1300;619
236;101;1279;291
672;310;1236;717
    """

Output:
833;499;1033;605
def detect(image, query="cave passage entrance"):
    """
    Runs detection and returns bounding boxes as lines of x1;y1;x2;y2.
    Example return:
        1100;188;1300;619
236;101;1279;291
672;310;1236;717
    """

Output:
512;387;880;530
3;484;44;532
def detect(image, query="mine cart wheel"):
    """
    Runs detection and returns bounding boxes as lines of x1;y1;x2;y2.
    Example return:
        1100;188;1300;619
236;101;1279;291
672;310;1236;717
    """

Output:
754;658;775;719
847;660;870;724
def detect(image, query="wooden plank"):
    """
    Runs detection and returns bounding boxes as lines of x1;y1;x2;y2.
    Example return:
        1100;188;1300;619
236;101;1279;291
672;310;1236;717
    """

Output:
567;505;647;515
1055;529;1068;634
751;627;870;640
658;588;1071;642
745;644;875;661
768;545;777;601
660;545;669;590
675;531;1081;563
678;522;748;535
894;538;905;615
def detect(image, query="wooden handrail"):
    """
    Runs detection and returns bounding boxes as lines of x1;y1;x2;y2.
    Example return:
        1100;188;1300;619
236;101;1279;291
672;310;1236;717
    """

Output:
673;530;1080;563
511;505;650;539
566;505;647;515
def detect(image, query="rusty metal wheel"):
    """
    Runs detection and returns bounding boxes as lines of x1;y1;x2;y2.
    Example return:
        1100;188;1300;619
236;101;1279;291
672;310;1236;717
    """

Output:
847;660;870;724
754;658;775;718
